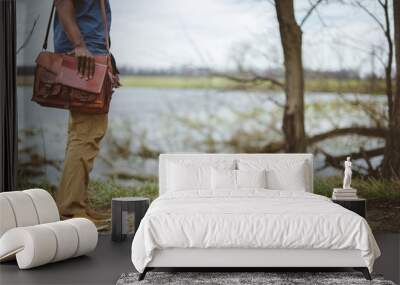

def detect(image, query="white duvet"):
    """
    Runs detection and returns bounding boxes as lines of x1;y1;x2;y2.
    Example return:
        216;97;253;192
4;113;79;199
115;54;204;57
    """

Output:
131;190;380;273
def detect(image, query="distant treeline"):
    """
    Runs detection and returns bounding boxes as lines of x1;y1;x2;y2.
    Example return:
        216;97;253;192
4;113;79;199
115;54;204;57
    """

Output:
17;65;381;80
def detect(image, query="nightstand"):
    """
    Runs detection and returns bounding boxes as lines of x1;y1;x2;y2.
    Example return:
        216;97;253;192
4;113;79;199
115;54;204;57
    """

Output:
332;198;366;218
111;197;150;242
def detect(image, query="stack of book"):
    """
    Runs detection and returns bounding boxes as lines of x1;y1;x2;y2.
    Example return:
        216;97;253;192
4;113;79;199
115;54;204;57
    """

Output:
332;188;358;200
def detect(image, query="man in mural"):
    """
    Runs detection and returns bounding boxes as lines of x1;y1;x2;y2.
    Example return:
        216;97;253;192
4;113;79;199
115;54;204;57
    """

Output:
54;0;112;226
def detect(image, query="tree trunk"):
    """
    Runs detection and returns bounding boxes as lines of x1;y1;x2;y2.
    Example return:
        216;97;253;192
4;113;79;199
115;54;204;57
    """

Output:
275;0;306;153
382;1;400;178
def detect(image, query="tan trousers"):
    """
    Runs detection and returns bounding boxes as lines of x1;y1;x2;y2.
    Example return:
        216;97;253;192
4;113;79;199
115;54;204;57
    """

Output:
57;111;108;217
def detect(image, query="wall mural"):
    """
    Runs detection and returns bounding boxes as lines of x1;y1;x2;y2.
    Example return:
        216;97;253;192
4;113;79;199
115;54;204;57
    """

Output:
16;0;399;231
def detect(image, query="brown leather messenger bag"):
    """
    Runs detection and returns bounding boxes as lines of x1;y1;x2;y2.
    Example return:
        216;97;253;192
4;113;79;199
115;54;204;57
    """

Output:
32;0;119;114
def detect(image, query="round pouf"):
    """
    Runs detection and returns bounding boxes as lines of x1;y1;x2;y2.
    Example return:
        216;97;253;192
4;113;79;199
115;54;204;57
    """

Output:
111;197;150;242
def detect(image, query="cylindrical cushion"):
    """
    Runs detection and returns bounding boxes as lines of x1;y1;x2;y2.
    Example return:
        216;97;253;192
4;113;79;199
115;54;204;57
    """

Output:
0;192;39;227
0;196;17;237
0;189;59;239
42;221;79;262
65;218;98;257
0;226;57;269
0;218;97;269
23;189;59;224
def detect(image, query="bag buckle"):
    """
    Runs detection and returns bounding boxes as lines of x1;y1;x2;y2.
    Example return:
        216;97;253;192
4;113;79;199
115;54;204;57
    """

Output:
43;82;53;98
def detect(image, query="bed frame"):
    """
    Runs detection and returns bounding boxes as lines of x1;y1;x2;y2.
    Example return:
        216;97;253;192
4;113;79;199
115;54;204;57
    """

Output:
139;153;371;280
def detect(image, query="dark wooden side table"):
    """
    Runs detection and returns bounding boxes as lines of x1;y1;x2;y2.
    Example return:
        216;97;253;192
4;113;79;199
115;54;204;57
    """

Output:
111;197;150;242
332;198;366;218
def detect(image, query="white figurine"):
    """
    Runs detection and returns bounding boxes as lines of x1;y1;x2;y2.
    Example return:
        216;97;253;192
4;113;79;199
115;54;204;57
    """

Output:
343;156;352;189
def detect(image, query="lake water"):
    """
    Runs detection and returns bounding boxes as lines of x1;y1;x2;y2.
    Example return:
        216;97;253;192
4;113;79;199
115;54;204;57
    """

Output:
17;86;386;185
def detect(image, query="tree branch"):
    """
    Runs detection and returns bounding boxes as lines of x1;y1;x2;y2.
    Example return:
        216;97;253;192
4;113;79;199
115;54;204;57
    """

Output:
137;145;161;159
377;0;385;8
360;146;377;175
16;15;40;55
307;127;387;144
320;147;385;161
245;126;388;155
244;140;285;153
355;1;386;33
316;146;385;176
300;0;324;27
337;95;388;128
211;72;284;89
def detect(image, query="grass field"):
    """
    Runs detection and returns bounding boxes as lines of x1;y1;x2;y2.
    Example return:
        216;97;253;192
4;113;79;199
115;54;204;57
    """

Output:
119;76;387;94
120;76;387;94
17;75;387;94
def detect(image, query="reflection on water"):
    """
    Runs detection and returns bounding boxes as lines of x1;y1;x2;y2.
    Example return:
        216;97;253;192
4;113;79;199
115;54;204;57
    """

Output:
17;86;386;185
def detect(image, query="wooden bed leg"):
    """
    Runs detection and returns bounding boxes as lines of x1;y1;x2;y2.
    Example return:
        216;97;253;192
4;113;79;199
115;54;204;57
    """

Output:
354;267;371;280
138;268;148;281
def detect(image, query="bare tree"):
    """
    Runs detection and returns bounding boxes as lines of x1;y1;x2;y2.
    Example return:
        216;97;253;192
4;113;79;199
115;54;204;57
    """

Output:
274;0;306;152
357;0;399;178
356;1;393;119
382;0;400;178
208;0;391;176
215;0;322;153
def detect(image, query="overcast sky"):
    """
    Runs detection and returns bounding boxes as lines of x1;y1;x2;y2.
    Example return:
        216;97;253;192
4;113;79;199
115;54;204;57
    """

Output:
17;0;390;75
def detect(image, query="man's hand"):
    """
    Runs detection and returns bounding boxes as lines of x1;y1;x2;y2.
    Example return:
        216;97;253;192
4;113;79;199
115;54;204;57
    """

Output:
75;45;95;80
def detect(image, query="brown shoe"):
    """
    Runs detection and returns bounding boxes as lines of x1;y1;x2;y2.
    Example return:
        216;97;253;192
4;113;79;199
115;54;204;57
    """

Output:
60;214;73;221
62;210;109;222
60;215;109;231
95;223;111;232
91;219;110;231
85;208;111;220
60;209;110;231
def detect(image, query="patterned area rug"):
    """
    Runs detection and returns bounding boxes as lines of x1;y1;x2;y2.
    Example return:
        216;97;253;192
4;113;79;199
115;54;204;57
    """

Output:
116;272;396;285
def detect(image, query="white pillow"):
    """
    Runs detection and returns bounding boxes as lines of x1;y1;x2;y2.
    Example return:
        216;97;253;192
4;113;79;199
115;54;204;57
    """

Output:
211;169;268;191
266;164;306;191
166;159;235;192
236;169;267;189
238;159;307;191
211;168;236;191
167;162;211;191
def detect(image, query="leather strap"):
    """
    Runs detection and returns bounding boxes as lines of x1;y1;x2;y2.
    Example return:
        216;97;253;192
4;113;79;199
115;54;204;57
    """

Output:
42;0;110;53
42;2;55;50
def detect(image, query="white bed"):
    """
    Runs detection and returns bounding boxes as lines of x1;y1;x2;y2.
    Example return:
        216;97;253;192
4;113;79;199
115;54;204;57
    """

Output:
131;153;380;280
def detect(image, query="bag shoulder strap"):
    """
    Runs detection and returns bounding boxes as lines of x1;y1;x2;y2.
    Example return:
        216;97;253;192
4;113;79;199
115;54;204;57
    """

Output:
42;0;110;52
42;2;55;50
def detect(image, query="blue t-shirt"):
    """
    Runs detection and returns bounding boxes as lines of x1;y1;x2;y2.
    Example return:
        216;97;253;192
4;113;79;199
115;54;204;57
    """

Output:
53;0;111;55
